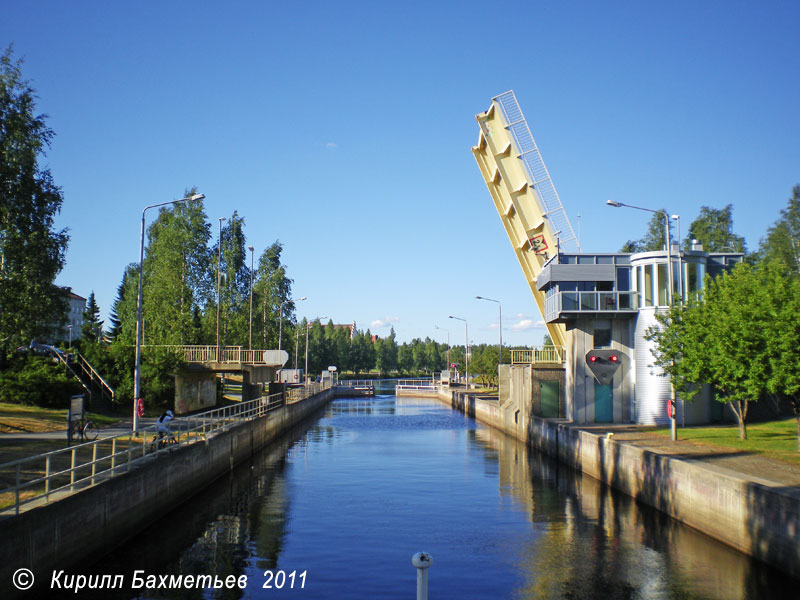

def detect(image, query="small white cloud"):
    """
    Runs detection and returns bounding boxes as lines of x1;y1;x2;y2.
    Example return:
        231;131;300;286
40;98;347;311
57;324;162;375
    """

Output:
326;142;338;149
371;316;400;328
511;317;546;331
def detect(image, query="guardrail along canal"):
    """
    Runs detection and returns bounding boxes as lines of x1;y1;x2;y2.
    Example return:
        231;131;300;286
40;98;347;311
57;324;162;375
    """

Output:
83;395;795;599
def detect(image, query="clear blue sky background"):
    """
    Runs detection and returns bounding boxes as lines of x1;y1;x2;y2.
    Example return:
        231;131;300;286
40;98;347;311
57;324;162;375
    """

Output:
3;1;798;347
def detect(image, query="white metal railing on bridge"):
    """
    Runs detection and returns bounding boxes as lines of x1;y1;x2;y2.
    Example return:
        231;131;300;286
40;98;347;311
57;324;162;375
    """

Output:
142;345;282;365
511;346;564;365
0;392;286;516
337;380;375;389
396;378;439;392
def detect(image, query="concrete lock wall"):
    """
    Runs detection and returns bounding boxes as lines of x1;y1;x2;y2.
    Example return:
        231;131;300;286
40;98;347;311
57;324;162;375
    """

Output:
0;389;334;596
437;386;800;579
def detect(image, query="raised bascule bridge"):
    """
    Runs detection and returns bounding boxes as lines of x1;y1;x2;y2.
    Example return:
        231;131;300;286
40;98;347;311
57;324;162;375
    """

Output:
472;91;742;425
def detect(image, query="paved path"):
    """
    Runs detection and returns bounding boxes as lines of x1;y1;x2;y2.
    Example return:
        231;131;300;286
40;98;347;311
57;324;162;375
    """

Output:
575;424;800;487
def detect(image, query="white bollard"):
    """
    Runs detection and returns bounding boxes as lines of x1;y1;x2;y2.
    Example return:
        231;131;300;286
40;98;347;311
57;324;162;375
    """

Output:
412;552;433;600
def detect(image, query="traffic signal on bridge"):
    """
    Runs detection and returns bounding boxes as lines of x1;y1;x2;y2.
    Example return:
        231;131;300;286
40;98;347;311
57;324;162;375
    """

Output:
585;350;625;385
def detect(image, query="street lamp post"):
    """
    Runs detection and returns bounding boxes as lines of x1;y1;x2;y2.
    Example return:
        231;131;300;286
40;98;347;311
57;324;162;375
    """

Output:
216;217;226;360
672;214;682;302
434;325;450;370
606;200;672;305
305;317;327;383
248;246;254;350
448;316;469;387
475;296;502;366
134;193;205;433
606;199;677;440
279;296;307;353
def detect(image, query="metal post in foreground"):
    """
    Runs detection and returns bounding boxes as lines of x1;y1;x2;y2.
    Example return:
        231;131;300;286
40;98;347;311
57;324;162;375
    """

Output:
412;552;433;600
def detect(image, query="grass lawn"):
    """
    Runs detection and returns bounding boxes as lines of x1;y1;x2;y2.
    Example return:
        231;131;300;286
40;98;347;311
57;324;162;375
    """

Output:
0;402;119;434
653;418;800;466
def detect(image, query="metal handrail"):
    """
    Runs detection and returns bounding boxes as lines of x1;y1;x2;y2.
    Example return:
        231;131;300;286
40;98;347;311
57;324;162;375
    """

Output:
396;378;438;390
0;392;287;517
510;347;565;365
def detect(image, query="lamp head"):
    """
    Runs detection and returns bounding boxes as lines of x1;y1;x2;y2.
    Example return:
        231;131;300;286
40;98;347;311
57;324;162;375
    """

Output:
189;193;205;201
298;296;307;301
606;200;622;207
248;246;254;252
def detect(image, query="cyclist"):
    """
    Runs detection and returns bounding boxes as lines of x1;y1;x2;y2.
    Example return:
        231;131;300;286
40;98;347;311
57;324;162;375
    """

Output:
155;409;175;444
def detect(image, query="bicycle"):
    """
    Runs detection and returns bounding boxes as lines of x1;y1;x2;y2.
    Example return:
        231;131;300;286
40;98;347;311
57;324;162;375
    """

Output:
150;430;178;451
68;416;99;442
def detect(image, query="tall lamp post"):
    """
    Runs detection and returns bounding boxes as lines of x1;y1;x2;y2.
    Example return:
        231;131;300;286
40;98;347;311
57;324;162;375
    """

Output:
305;316;327;383
279;296;307;352
448;315;469;387
248;246;254;350
434;325;450;370
475;295;502;366
134;193;205;433
671;214;682;302
606;199;677;440
216;217;226;360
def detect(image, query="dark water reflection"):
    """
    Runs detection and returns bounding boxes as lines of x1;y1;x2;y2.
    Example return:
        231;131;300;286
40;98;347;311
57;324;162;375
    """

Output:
69;396;795;599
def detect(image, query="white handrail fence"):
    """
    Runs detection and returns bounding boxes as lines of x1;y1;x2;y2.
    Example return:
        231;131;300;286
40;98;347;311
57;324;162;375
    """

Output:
0;389;304;517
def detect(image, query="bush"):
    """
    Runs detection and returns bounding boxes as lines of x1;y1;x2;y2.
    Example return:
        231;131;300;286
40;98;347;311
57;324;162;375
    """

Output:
0;356;82;407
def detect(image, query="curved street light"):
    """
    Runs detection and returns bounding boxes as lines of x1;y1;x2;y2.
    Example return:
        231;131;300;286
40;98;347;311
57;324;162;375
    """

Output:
607;199;676;440
434;325;450;370
475;295;502;366
279;296;307;353
448;315;469;387
305;316;327;383
248;246;254;350
134;192;205;433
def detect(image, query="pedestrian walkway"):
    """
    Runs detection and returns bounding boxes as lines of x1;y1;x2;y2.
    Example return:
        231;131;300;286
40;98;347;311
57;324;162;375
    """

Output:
574;424;800;488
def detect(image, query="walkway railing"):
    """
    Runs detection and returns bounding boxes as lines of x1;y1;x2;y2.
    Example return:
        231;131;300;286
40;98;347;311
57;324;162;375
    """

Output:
142;345;285;365
0;392;286;517
285;380;333;404
396;378;439;392
511;346;564;364
337;380;375;389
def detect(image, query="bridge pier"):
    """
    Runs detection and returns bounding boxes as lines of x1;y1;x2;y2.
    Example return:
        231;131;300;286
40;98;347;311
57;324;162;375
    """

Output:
174;369;217;414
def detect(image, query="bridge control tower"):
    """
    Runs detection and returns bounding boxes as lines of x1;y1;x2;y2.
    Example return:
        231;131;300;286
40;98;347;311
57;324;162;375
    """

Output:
471;91;579;350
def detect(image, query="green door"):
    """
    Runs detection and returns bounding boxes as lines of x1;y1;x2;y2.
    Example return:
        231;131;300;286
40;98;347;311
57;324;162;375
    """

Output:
594;383;613;423
540;381;560;418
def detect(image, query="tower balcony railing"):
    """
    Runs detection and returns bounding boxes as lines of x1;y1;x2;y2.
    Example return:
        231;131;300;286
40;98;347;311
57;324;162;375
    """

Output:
544;291;639;322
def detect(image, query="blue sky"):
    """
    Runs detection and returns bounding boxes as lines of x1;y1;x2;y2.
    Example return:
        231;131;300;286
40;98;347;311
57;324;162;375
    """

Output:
3;1;799;347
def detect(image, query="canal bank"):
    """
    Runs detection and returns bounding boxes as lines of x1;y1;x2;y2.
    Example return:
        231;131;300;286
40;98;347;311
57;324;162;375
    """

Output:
437;384;800;579
0;389;334;598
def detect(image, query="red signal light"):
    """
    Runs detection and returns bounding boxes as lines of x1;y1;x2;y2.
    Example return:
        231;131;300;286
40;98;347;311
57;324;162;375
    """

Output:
589;355;597;362
609;355;619;362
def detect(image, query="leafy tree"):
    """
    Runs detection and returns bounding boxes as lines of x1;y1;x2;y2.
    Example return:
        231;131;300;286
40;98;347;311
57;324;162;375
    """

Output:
252;241;293;349
0;47;69;359
375;327;398;375
141;193;210;345
214;211;249;347
763;262;800;450
648;263;769;439
759;185;800;274
685;204;746;253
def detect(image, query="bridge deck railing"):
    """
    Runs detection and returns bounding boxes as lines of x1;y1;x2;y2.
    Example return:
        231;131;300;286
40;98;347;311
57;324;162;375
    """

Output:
337;380;375;389
142;345;282;365
0;390;299;517
510;347;564;365
396;378;439;391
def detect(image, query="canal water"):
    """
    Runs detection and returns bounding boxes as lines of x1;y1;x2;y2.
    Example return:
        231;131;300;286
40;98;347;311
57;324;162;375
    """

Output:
76;395;795;599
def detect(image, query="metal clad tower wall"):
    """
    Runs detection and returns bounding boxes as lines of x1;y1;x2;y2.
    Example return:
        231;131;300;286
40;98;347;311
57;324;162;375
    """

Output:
472;91;578;348
634;308;672;425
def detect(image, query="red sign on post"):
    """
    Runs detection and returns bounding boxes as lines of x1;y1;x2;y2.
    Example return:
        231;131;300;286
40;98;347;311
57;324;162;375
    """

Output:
666;400;674;419
136;397;144;418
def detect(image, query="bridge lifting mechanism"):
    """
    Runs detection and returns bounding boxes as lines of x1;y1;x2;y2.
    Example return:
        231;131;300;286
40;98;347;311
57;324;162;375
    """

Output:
472;90;580;349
